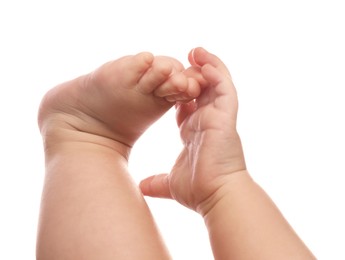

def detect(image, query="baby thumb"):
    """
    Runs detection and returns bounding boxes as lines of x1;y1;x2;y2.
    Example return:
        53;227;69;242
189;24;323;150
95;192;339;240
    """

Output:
139;174;172;199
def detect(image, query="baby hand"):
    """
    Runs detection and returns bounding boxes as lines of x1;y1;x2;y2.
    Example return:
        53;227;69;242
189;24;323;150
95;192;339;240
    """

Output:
140;48;246;213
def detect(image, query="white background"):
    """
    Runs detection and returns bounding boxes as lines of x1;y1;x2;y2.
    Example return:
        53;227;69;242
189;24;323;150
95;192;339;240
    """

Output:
1;0;344;259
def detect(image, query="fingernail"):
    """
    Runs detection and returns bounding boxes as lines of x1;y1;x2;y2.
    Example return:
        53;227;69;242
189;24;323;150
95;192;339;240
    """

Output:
190;48;196;62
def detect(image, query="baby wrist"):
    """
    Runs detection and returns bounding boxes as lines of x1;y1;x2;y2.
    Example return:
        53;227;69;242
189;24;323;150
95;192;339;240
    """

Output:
197;170;253;218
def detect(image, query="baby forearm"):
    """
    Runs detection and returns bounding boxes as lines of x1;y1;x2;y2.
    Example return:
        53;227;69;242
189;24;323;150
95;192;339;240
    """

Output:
202;171;315;260
37;144;170;259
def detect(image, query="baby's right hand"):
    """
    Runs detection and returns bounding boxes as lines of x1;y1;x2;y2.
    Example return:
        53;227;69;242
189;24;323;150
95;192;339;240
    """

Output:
140;48;247;215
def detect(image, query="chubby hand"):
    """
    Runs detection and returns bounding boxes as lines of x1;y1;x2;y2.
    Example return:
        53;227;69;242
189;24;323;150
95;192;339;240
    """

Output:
140;47;247;214
38;52;202;158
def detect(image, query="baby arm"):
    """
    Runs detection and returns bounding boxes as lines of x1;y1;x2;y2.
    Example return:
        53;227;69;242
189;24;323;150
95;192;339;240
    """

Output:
36;52;200;259
140;47;316;260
